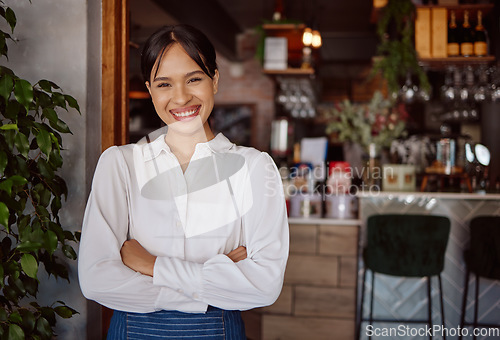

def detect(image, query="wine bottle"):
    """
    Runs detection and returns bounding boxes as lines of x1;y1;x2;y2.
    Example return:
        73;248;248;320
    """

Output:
447;11;459;57
474;10;488;56
460;10;474;57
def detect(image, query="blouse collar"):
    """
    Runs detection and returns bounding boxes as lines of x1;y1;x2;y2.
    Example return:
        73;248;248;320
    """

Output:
141;132;234;162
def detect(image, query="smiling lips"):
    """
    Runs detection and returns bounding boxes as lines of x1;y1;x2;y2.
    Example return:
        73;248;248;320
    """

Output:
170;105;201;121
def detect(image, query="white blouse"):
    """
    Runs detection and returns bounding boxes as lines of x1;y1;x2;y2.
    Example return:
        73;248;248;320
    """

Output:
78;132;289;313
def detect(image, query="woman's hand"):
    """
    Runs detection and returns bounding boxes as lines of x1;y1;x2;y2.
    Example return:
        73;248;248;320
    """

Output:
226;246;247;263
120;239;157;277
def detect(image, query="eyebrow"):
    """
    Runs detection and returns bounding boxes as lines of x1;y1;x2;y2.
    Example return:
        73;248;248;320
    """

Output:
153;70;205;83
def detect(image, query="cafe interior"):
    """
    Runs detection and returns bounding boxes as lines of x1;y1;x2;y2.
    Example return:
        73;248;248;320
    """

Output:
2;0;500;339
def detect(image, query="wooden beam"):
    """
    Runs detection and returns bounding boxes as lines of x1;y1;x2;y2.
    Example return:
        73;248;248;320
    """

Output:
152;0;242;60
102;0;129;151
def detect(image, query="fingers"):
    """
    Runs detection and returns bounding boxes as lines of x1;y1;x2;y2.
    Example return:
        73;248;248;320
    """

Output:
226;246;247;263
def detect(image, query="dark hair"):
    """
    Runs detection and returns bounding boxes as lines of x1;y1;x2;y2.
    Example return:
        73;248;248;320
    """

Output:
141;24;218;83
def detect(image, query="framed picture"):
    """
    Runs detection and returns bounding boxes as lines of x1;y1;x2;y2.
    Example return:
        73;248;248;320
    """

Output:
210;104;255;147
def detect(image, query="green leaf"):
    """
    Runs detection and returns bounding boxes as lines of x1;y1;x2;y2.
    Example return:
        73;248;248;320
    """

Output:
44;230;58;255
37;80;53;93
9;175;27;187
48;148;63;168
62;245;77;260
8;311;22;324
5;7;16;33
54;306;75;319
39;308;55;326
5;100;21;119
64;94;80;113
0;123;18;130
49;118;71;134
3;129;16;151
14;132;30;158
35;205;49;219
0;308;6;321
8;324;24;340
0;264;3;287
0;202;9;230
19;309;36;332
42;108;58;124
14;79;34;112
0;151;7;175
0;73;13;101
51;92;66;109
23;277;38;296
16;241;43;253
38;187;52;208
0;178;13;195
36;129;52;156
21;254;38;279
35;317;52;339
36;159;54;180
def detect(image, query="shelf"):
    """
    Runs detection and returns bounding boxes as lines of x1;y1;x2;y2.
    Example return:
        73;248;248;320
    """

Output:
263;68;314;76
418;55;495;69
261;23;305;31
416;4;494;20
371;3;494;23
129;90;150;99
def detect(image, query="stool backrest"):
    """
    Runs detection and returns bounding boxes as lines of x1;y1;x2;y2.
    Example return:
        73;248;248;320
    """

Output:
467;216;500;280
364;214;451;277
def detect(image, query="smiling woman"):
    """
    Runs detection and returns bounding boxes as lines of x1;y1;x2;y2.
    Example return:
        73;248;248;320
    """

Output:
78;24;289;339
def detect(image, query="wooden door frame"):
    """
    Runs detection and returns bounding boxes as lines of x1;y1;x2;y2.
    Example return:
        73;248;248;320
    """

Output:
102;0;129;152
100;0;129;338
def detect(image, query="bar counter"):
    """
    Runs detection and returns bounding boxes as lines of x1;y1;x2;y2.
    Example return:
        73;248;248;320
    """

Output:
243;192;500;339
357;191;500;339
243;217;361;340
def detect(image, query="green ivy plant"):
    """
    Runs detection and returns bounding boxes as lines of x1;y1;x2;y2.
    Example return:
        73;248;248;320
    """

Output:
371;0;430;95
0;1;80;339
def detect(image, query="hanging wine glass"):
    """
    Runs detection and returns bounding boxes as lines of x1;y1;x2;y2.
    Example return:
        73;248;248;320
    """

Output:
399;72;419;103
473;65;489;102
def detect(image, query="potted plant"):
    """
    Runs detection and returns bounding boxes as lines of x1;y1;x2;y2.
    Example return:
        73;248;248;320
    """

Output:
321;91;408;186
0;1;79;338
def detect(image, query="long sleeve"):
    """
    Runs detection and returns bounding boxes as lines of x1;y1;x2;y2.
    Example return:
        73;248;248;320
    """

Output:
78;147;208;313
153;152;289;310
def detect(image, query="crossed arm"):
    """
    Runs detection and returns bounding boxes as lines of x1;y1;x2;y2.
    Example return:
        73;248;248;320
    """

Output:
120;239;247;277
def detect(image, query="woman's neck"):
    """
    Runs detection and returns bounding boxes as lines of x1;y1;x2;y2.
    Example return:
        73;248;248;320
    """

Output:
164;123;215;170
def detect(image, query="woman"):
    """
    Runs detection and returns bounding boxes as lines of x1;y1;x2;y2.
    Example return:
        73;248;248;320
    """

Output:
78;24;289;339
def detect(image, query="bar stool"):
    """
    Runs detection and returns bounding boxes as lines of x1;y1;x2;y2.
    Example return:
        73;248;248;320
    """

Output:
459;216;500;340
356;214;451;340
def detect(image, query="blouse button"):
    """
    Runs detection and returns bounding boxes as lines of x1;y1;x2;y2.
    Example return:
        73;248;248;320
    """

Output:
177;289;184;294
192;293;199;299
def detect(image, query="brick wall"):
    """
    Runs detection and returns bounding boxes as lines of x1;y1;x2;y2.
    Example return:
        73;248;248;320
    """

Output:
215;53;275;152
243;222;360;340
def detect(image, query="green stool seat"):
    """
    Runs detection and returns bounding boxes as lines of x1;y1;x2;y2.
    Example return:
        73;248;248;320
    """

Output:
357;214;451;340
459;216;500;340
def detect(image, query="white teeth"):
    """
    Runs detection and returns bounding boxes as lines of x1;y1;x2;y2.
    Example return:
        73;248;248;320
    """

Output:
172;108;197;117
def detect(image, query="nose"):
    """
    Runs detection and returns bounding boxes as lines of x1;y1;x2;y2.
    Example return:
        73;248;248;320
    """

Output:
172;84;192;105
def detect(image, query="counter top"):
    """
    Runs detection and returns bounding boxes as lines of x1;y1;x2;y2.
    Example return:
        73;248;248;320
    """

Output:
288;217;361;225
356;191;500;200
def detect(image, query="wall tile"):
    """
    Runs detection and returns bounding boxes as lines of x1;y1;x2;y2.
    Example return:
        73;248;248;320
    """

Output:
262;315;354;340
294;286;356;318
284;255;338;285
319;225;359;256
289;224;317;254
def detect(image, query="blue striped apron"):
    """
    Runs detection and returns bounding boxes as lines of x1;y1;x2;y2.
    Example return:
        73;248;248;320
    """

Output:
107;306;246;339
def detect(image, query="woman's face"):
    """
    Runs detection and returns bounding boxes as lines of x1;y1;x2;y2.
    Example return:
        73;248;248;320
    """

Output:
146;43;219;135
